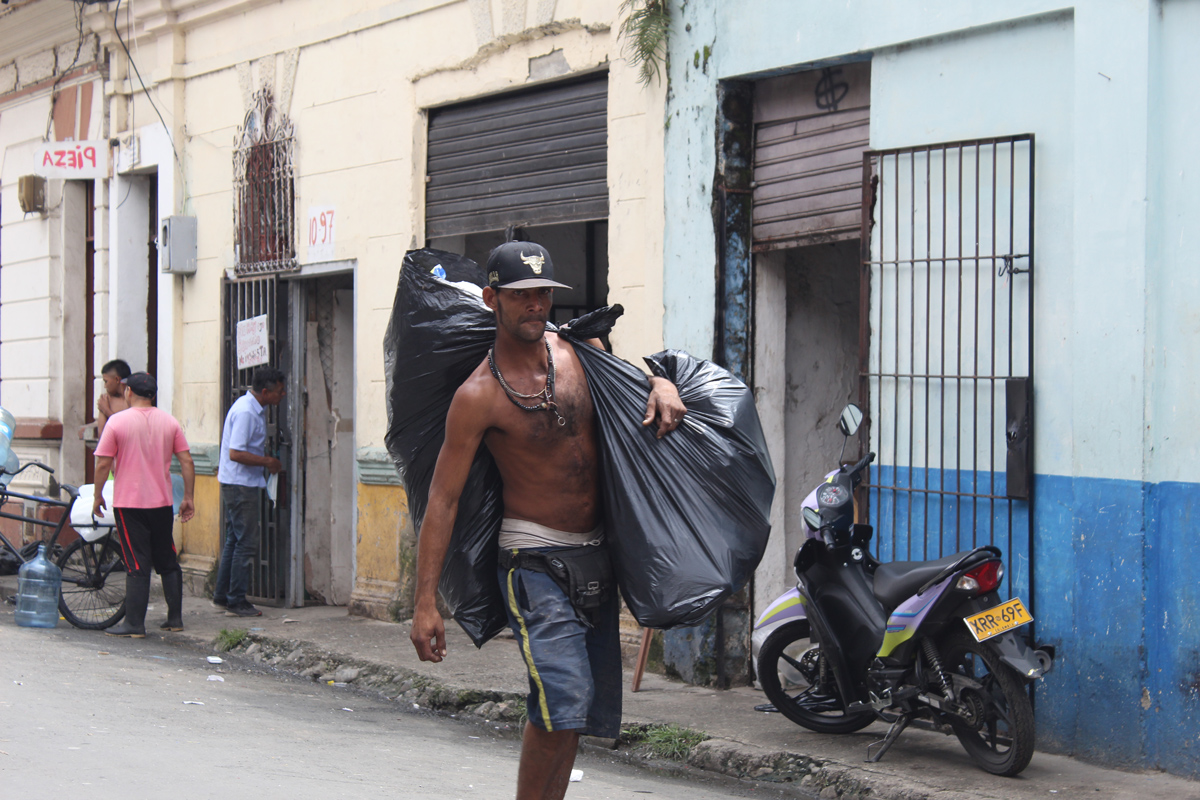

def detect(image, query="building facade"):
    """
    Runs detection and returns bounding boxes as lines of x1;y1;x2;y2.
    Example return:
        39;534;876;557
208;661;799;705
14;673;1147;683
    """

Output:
662;0;1200;777
0;0;668;629
0;0;105;522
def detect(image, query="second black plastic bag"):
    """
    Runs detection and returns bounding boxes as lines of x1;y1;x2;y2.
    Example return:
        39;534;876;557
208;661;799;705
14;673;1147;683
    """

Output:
384;249;776;646
558;315;776;629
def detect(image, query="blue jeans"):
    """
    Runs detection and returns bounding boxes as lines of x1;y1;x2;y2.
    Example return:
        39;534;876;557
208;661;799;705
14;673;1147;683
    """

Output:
498;549;623;738
214;484;263;606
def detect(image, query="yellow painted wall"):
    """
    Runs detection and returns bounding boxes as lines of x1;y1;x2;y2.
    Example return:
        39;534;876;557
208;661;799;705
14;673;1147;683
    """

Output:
178;474;223;560
351;483;416;620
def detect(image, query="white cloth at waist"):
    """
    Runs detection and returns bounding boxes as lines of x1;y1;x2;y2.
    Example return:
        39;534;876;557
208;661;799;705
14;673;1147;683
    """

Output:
498;517;604;550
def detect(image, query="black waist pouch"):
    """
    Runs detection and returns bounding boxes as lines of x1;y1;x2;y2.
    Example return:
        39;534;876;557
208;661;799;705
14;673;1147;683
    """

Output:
501;544;615;625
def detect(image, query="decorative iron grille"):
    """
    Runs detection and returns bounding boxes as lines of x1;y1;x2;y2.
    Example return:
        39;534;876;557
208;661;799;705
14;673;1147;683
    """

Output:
233;89;297;275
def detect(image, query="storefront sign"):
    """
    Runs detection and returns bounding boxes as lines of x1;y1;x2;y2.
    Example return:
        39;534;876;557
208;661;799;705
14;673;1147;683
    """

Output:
34;140;110;179
236;314;270;370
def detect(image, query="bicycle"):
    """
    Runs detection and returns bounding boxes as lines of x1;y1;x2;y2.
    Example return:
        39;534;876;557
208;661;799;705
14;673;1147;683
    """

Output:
0;461;126;629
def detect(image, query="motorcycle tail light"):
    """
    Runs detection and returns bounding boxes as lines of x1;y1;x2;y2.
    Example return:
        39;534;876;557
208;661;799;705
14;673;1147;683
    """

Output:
957;560;1003;593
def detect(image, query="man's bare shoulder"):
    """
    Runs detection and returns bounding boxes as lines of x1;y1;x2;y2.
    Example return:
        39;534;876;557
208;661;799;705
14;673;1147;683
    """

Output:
448;359;502;425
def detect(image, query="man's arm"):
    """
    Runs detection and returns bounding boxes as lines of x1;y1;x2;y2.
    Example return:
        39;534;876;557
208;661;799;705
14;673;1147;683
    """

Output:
176;450;196;522
96;395;111;438
229;448;282;474
92;456;114;518
573;334;686;438
410;384;490;663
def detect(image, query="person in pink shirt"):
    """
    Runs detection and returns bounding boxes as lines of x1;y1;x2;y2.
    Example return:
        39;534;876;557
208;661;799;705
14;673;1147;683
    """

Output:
93;372;196;638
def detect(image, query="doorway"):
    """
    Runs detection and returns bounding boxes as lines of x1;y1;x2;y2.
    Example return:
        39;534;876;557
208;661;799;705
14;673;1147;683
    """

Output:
294;273;355;606
221;275;292;606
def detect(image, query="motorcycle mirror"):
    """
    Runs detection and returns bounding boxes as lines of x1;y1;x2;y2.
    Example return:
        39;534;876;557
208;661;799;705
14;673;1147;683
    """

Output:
838;404;864;437
802;507;822;531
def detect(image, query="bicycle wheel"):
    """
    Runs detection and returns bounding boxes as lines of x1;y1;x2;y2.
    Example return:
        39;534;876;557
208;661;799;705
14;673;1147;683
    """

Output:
758;619;876;734
57;536;126;629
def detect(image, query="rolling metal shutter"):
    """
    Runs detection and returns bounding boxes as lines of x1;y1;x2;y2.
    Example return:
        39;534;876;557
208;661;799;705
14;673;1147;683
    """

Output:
426;75;609;238
752;61;870;252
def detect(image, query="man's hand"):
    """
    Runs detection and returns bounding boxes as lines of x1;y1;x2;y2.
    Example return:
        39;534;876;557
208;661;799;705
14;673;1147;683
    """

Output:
265;456;282;475
92;493;106;520
410;603;447;662
643;376;687;439
178;496;195;523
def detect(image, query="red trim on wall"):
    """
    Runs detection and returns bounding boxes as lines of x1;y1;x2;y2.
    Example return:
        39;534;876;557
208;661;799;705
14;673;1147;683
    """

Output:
13;418;63;440
0;65;99;107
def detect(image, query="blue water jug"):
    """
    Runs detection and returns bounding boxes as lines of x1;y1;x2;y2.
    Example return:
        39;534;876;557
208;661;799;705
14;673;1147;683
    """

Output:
0;406;15;472
15;543;61;629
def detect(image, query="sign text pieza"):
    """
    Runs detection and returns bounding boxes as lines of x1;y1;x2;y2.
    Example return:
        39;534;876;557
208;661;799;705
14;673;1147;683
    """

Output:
34;141;110;180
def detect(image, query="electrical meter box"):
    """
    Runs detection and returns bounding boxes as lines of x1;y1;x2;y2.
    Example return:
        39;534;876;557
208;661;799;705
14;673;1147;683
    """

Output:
160;216;197;275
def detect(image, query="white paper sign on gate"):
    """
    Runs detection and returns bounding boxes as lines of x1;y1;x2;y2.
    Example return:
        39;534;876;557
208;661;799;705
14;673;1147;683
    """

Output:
236;314;270;370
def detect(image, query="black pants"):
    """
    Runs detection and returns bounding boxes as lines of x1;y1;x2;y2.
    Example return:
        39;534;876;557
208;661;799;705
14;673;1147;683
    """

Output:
113;506;180;578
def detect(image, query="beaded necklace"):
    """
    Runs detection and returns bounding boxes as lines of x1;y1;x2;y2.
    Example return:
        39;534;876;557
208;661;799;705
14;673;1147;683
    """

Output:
487;339;566;427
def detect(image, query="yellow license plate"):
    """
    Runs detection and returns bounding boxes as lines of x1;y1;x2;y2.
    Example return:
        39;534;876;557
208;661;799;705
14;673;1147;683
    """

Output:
964;598;1032;642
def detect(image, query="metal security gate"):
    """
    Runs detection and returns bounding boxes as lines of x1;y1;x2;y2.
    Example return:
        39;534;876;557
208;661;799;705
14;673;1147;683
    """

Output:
425;75;608;238
859;134;1035;603
221;275;292;605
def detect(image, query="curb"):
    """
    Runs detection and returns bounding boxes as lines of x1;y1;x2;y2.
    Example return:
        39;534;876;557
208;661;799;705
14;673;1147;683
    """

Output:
184;627;963;800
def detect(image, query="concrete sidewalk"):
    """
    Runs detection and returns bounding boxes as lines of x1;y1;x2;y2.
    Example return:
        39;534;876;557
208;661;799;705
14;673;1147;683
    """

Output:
7;576;1200;800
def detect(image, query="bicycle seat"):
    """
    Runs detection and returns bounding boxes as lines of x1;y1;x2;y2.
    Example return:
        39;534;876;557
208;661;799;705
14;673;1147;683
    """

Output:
60;483;80;499
872;551;976;611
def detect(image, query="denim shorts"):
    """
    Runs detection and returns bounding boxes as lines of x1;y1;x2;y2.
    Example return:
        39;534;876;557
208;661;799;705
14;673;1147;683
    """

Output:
498;548;622;738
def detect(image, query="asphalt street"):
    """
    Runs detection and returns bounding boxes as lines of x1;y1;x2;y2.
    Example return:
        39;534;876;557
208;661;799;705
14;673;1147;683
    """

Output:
1;623;800;799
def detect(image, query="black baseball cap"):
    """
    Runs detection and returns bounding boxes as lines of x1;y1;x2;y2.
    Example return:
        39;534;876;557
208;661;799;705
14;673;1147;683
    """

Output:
486;241;571;290
122;372;157;398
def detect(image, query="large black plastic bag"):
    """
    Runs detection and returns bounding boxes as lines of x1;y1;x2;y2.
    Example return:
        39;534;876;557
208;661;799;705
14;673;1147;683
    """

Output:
559;319;776;629
385;248;776;644
384;249;507;646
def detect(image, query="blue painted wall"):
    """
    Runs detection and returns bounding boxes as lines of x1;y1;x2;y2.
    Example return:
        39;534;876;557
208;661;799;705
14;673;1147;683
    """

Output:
1033;476;1200;772
661;0;1200;777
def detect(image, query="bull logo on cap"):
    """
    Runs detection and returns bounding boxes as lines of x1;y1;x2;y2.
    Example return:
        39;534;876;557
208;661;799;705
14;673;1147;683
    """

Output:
520;252;545;274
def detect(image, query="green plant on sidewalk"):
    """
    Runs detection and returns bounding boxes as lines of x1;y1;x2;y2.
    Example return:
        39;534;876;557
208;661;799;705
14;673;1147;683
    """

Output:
622;723;708;761
215;627;249;652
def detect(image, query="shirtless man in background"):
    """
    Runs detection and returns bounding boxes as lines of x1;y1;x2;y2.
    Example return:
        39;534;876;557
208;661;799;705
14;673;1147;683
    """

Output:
410;241;685;800
96;359;132;438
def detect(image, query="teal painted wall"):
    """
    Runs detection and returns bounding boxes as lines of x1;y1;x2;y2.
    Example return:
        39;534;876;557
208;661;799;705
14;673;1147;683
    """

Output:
662;0;1200;777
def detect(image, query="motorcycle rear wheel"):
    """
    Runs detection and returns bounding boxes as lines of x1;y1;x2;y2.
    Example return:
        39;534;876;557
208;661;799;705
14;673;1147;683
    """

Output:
758;619;876;734
939;630;1036;776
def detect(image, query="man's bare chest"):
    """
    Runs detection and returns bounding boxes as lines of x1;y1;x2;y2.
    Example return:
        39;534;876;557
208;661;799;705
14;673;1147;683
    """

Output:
484;347;594;446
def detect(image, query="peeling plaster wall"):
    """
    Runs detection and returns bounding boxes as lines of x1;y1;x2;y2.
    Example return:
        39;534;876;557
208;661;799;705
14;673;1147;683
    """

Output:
665;0;1200;778
0;1;106;486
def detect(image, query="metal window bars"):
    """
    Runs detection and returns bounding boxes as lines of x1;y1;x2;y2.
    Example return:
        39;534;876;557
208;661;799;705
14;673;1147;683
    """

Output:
858;134;1035;603
233;88;297;276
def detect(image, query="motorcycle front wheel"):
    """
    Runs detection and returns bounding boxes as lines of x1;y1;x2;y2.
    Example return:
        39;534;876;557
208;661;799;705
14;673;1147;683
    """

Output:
939;630;1036;776
757;619;876;734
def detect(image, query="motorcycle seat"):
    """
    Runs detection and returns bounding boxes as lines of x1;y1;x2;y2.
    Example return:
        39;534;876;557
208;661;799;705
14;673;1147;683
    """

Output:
872;551;976;612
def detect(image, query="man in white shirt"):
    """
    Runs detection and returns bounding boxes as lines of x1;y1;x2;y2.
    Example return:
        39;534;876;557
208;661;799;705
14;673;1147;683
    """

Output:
213;367;285;618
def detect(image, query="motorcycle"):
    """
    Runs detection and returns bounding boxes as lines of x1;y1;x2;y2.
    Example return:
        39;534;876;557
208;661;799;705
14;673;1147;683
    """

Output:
752;403;1054;776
